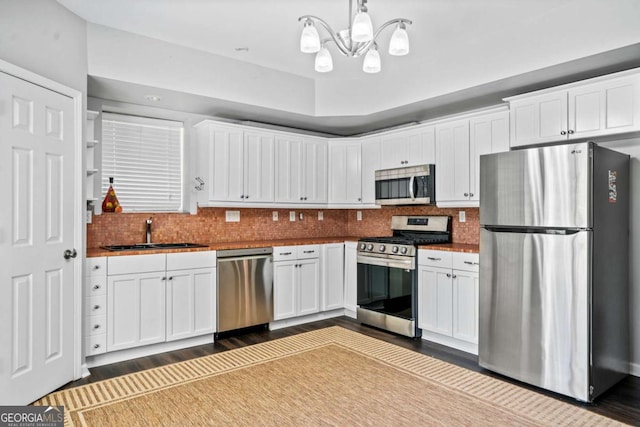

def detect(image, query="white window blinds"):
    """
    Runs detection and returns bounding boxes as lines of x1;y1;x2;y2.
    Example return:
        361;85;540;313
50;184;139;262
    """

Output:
101;113;184;212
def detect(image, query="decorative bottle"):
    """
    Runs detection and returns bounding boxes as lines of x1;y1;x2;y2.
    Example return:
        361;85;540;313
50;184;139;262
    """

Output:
102;177;122;213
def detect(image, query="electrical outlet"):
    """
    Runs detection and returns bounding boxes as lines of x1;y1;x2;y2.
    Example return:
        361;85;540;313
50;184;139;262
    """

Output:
289;211;296;222
357;211;362;221
318;211;324;221
272;211;278;221
85;210;92;224
459;210;466;223
225;210;240;222
299;212;304;221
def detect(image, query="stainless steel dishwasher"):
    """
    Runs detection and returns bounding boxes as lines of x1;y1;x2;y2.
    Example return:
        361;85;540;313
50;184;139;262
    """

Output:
216;247;273;334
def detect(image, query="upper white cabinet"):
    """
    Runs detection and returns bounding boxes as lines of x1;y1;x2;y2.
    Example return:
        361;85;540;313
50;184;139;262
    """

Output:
275;134;327;204
360;136;381;205
435;109;509;207
328;139;363;205
195;121;274;204
507;70;640;147
380;125;435;169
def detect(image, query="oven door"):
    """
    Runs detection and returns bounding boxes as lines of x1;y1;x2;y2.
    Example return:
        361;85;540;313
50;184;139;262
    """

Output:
356;253;415;320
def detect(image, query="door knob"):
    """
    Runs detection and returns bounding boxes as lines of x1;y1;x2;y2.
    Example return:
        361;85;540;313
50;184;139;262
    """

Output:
64;249;77;260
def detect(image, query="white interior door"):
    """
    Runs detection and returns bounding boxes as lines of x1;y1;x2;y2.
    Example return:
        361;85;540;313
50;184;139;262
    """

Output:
0;71;76;404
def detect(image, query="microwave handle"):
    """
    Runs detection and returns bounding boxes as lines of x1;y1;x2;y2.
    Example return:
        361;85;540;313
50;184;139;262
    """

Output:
409;175;415;200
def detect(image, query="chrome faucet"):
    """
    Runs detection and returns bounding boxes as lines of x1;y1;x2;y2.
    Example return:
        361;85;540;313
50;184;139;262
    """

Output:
146;217;153;244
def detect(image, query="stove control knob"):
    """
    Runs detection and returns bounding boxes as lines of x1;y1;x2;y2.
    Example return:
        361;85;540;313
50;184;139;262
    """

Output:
392;246;399;254
366;244;374;251
359;243;366;251
400;247;408;255
379;245;386;252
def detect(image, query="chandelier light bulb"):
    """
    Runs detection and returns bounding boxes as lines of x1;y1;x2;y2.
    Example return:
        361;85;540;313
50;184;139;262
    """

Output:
300;21;321;53
315;46;334;72
362;44;381;73
351;6;374;43
389;23;410;56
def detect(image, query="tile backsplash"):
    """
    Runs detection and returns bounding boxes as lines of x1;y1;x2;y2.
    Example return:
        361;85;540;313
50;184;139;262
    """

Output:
87;207;480;248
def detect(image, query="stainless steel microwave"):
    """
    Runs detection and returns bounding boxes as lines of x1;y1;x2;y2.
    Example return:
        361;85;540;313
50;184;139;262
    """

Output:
375;164;435;205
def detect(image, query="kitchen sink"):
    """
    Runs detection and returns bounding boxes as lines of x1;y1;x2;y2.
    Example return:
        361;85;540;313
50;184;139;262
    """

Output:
101;242;208;251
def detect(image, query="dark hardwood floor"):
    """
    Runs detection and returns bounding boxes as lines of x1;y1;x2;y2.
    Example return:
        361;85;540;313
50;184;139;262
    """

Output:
61;317;640;425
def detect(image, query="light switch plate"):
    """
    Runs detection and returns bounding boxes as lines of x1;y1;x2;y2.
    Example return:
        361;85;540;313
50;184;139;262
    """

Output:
85;210;92;224
272;211;278;221
225;210;240;222
459;210;466;223
289;211;296;221
357;211;362;221
318;211;324;221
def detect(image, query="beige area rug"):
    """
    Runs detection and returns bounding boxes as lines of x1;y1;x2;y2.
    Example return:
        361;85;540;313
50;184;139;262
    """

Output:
36;327;623;426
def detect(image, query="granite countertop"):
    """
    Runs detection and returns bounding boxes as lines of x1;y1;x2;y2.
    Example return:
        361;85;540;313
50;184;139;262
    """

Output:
418;243;480;253
86;236;361;257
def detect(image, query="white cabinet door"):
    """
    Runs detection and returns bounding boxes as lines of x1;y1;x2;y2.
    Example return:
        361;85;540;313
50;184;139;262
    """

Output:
166;267;216;342
273;261;297;320
328;141;362;204
436;119;470;203
452;270;479;344
321;243;345;311
418;266;453;336
243;131;274;202
202;125;244;202
510;91;568;147
107;272;166;352
380;126;434;169
274;135;303;203
343;242;358;316
297;259;320;316
360;137;380;205
302;137;328;204
469;111;509;202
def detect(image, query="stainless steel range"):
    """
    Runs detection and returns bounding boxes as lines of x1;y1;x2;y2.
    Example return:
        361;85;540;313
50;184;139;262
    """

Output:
357;215;451;338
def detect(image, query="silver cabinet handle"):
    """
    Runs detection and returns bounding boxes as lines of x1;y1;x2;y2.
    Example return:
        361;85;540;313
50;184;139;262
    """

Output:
280;252;292;256
463;261;480;265
427;257;441;261
303;250;315;254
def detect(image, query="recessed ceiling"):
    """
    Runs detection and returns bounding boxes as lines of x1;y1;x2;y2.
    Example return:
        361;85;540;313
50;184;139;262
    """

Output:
58;0;640;135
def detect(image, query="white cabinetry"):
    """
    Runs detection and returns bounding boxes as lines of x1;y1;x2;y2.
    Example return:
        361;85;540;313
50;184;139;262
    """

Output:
328;140;362;205
507;70;640;147
321;243;344;311
195;121;274;204
86;110;100;213
105;251;216;353
435;109;509;207
343;241;358;317
273;245;320;320
360;137;381;205
418;250;479;354
380;125;436;169
275;135;327;204
84;257;107;356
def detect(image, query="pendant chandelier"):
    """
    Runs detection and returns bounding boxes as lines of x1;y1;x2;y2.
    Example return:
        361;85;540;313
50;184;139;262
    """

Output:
298;0;412;74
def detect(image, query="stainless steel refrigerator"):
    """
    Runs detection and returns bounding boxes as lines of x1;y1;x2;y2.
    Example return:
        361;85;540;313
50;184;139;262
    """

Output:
479;141;629;402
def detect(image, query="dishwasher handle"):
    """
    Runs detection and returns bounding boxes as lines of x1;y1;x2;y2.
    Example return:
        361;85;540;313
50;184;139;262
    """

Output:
217;247;273;258
217;254;273;263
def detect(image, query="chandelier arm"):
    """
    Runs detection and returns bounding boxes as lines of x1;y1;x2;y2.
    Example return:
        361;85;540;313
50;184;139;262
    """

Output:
298;15;352;56
352;18;412;57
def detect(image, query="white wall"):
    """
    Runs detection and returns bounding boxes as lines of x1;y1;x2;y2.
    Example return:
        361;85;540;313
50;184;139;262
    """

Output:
87;24;315;116
601;137;640;376
0;0;87;93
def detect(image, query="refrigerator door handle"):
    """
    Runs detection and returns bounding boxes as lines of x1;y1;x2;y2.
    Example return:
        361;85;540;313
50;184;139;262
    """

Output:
481;226;586;235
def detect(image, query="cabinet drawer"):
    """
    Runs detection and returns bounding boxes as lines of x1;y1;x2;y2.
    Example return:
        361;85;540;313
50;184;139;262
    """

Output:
84;315;106;336
166;250;216;270
85;334;107;356
85;257;107;276
84;276;107;296
296;245;320;259
108;253;166;275
419;250;452;268
86;295;107;316
273;246;297;261
452;253;480;272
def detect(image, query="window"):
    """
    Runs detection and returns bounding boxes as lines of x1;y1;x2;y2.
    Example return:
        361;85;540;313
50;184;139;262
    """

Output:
101;113;184;212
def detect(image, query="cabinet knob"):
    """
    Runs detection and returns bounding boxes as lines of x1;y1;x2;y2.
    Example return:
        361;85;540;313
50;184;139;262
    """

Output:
93;324;101;329
427;257;441;261
452;274;457;279
93;265;101;270
93;285;101;290
240;195;245;199
162;277;166;281
568;129;575;134
300;197;304;201
469;193;474;197
358;198;362;202
168;276;173;281
446;273;451;278
93;344;101;349
93;305;100;310
245;195;249;199
464;193;469;197
560;130;567;135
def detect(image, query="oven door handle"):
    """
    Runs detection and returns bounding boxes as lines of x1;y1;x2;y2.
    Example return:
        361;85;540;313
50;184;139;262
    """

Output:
357;255;415;270
409;175;415;200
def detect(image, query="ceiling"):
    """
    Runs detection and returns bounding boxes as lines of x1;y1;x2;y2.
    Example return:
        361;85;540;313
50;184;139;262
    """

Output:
58;0;640;136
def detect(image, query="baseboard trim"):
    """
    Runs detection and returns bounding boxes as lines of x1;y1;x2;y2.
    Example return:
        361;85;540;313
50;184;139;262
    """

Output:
270;309;344;330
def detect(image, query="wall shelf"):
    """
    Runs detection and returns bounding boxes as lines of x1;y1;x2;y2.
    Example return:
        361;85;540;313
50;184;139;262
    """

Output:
86;110;101;214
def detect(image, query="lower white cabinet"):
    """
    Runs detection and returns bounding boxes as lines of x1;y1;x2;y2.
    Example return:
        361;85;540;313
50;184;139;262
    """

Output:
343;241;358;316
104;251;216;353
273;245;320;320
418;249;479;354
321;243;344;311
84;257;107;356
